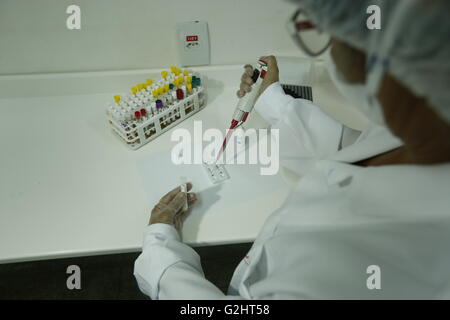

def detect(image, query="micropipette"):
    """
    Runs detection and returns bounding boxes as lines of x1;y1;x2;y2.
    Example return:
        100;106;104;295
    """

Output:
216;59;268;161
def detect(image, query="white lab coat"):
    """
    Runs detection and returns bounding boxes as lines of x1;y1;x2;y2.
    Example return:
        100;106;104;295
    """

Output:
134;82;450;299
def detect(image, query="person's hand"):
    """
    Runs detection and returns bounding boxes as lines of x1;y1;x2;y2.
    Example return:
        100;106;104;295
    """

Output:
149;183;197;232
236;55;280;99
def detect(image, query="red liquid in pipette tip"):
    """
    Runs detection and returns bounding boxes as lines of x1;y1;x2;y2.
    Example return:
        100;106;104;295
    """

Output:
216;120;239;162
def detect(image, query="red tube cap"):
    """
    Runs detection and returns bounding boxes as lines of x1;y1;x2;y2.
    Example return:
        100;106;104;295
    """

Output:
134;111;141;120
176;88;184;100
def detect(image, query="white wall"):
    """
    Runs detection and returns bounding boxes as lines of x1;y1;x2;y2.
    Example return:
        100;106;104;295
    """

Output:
0;0;303;75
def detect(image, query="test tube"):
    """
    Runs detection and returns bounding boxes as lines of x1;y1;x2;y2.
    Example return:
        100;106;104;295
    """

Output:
111;110;118;121
156;99;166;125
125;105;132;115
134;110;141;122
155;99;163;112
166;93;175;122
140;108;147;120
119;101;128;109
116;111;127;129
145;105;153;118
107;105;115;116
180;176;188;212
125;111;132;122
176;88;184;100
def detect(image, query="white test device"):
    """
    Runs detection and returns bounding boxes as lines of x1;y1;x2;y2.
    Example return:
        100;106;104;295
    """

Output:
203;163;230;184
180;176;188;211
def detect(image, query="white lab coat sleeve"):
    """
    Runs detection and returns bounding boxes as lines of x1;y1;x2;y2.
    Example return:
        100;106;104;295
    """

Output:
158;262;242;300
253;81;295;125
254;82;345;174
133;223;242;300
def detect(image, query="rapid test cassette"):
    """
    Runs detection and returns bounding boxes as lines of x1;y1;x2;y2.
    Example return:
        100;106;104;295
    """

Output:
203;163;230;184
106;66;206;150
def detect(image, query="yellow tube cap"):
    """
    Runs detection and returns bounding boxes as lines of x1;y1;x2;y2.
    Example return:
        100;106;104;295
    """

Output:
187;83;192;92
131;86;138;95
146;78;153;86
183;70;189;76
114;95;121;103
187;76;192;84
161;71;168;79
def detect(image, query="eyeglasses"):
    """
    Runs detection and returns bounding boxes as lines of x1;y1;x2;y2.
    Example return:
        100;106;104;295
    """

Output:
286;9;331;57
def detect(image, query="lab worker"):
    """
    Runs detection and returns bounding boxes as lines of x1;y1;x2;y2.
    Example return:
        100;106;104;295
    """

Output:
134;0;450;299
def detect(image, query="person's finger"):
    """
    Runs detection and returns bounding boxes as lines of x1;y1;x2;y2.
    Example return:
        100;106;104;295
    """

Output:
168;192;187;215
173;209;190;231
177;203;191;221
237;89;245;98
240;82;252;93
172;194;196;224
244;76;254;85
259;56;270;64
174;217;182;231
159;186;181;205
241;73;253;84
188;193;196;201
186;182;193;192
172;193;196;231
159;183;193;205
152;202;166;213
259;55;278;70
187;193;197;206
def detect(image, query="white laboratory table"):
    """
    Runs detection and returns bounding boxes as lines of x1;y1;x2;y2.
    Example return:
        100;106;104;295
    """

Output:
0;61;368;263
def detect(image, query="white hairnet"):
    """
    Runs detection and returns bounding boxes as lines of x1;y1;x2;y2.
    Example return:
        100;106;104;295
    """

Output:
294;0;450;123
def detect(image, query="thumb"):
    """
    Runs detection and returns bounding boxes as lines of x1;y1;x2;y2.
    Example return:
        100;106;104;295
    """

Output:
257;55;279;97
259;55;278;72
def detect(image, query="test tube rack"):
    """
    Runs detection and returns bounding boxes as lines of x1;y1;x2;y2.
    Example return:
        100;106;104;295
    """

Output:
106;67;206;150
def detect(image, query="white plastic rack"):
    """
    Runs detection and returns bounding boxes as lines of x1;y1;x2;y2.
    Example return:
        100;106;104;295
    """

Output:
106;68;206;150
